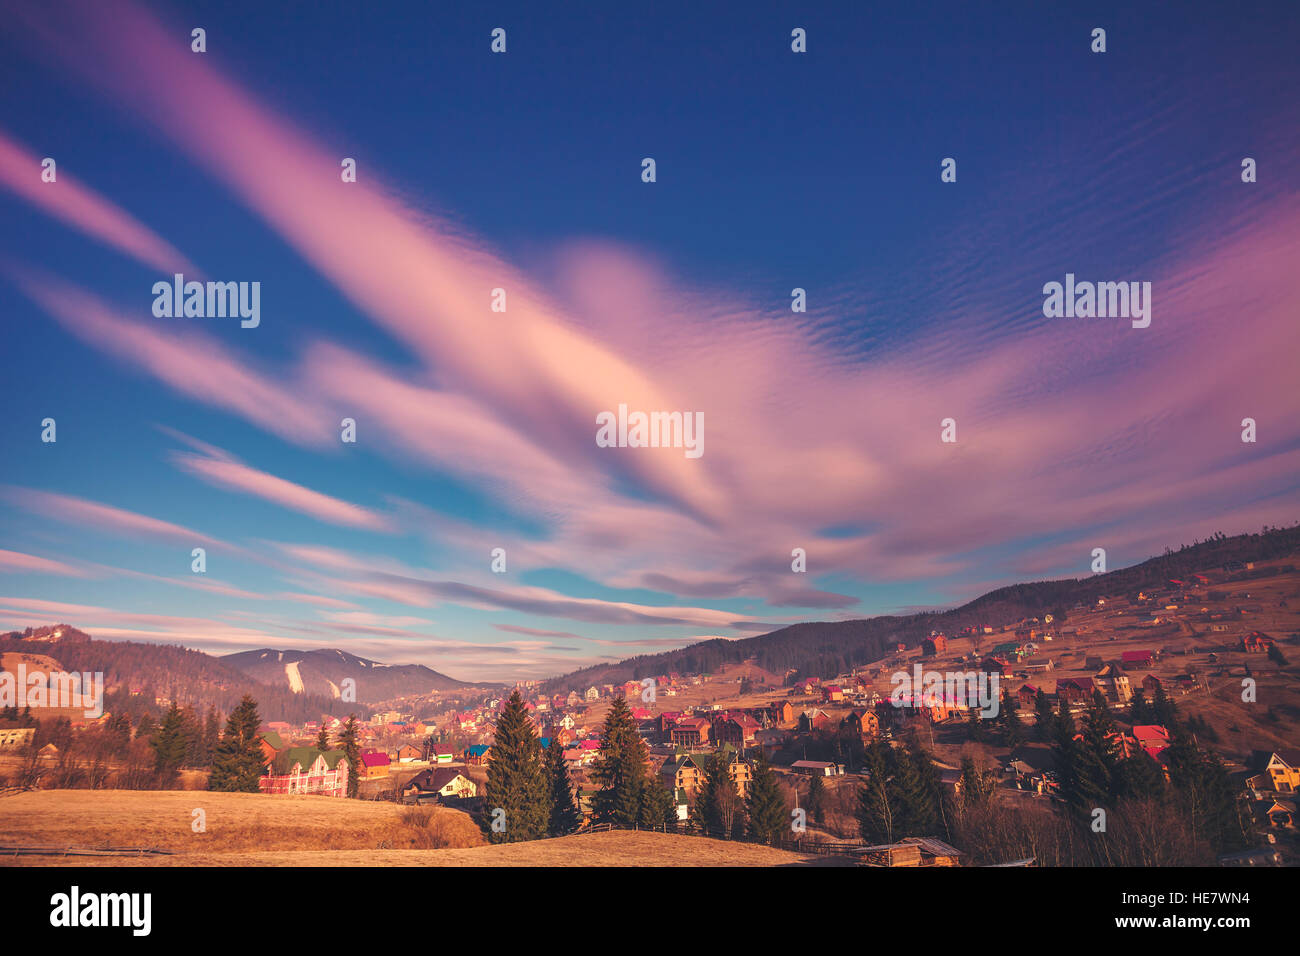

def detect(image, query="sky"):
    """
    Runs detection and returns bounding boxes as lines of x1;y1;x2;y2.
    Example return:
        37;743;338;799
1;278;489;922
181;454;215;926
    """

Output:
0;0;1297;682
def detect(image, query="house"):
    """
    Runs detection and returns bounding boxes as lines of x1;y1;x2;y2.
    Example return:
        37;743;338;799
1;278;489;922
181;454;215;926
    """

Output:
1241;631;1274;653
1054;677;1093;708
395;744;422;763
259;748;350;797
1016;684;1040;712
790;760;839;777
714;714;760;747
359;750;391;778
822;684;845;703
464;744;491;765
256;730;286;768
858;836;963;867
428;742;455;764
401;768;477;804
1248;750;1300;793
669;717;712;748
659;749;753;798
797;708;834;732
922;634;948;657
841;708;880;739
1141;674;1163;695
1121;650;1154;667
1093;663;1133;703
1131;725;1171;760
585;686;600;701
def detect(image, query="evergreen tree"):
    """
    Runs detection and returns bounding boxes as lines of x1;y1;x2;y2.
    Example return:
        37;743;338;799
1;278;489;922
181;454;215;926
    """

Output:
590;696;651;826
999;691;1025;747
149;701;189;787
337;716;362;798
745;751;787;843
544;736;581;836
638;779;678;830
135;711;157;741
208;695;265;793
1033;688;1056;741
201;706;220;766
806;771;827;825
693;750;744;838
894;739;943;835
316;724;331;752
483;690;549;843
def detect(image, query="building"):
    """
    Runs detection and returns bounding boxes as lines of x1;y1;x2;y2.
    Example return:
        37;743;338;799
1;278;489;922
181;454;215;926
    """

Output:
359;750;391;778
659;749;753;799
1054;677;1093;708
922;635;948;657
1121;649;1155;668
790;760;840;777
714;714;760;747
1131;724;1171;760
395;744;422;763
1248;750;1300;793
669;717;712;748
842;708;880;739
1241;631;1274;653
464;744;491;765
401;768;477;804
858;836;963;867
259;748;350;797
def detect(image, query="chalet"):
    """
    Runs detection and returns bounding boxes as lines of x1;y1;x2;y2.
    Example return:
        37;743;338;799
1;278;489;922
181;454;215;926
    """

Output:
1131;725;1171;760
359;751;391;778
1248;750;1300;793
1141;674;1163;695
822;685;845;703
762;700;795;725
922;635;948;657
1121;650;1155;667
1093;663;1133;703
841;708;880;739
1241;631;1274;653
858;836;963;867
797;708;835;732
714;714;760;747
1054;677;1093;709
660;749;753;798
259;748;350;797
1016;684;1040;712
256;731;286;768
585;686;600;701
980;657;1009;676
667;716;710;748
395;744;422;763
401;768;477;804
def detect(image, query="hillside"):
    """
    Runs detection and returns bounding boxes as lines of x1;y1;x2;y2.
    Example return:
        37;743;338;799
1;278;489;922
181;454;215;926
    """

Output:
542;525;1300;692
0;631;344;724
221;647;469;701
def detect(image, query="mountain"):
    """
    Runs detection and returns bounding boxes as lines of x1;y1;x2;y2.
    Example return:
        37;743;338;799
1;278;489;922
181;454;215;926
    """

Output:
221;647;469;702
541;524;1300;693
0;629;343;724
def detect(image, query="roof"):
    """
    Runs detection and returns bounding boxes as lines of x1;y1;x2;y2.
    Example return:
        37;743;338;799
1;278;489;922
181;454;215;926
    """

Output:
258;731;285;751
279;746;348;773
406;768;471;793
360;751;390;767
464;744;490;757
791;760;835;770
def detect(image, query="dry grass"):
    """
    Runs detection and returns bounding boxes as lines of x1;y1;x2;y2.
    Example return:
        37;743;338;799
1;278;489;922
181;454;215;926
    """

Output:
0;789;484;855
2;828;850;867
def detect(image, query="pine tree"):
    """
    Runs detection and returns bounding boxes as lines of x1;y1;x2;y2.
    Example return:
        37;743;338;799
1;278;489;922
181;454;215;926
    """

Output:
316;724;331;752
1033;688;1056;741
337;716;361;798
638;779;678;830
745;751;787;843
208;695;265;793
806;771;827;825
693;750;744;838
999;691;1025;747
150;701;189;787
544;736;581;836
590;696;651;826
483;690;549;843
201;706;220;766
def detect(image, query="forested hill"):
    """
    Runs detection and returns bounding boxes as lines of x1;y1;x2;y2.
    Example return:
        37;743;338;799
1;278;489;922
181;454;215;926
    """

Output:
542;524;1300;693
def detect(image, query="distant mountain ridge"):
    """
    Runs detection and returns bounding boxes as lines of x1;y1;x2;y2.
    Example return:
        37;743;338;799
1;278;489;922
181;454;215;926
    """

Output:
220;647;470;701
541;524;1300;693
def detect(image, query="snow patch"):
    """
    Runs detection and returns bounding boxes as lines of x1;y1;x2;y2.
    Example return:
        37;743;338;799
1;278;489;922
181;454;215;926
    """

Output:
326;679;340;699
285;661;304;694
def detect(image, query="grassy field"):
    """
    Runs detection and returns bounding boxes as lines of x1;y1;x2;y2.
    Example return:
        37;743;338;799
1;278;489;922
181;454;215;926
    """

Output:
0;790;841;867
0;789;485;858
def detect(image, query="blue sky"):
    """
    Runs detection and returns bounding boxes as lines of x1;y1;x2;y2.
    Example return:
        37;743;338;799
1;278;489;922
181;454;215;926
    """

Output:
1;0;1297;680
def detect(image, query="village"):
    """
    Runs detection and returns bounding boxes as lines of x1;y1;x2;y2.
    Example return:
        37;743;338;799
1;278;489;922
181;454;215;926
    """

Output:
125;554;1294;867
